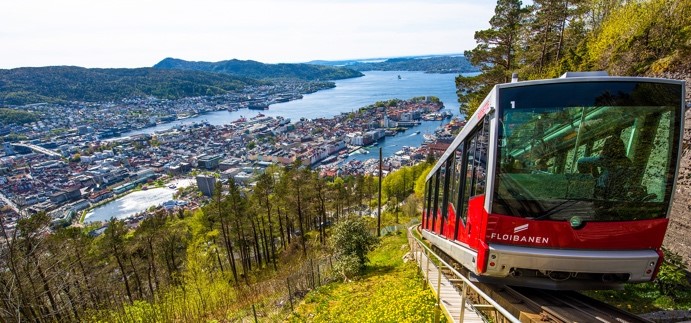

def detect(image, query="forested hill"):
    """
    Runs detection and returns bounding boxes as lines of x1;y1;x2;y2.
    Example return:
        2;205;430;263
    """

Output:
153;57;364;81
0;66;264;106
335;56;479;74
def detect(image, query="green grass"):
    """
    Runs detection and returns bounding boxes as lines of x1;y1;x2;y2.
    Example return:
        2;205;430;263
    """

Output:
289;231;441;322
584;282;691;313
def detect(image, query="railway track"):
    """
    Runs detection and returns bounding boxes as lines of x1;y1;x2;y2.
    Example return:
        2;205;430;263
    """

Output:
484;285;653;323
414;225;652;323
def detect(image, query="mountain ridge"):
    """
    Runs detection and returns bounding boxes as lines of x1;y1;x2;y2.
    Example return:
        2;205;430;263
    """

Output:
153;57;364;81
307;55;479;74
0;66;264;106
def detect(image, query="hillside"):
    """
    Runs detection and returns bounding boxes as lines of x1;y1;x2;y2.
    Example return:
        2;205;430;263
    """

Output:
153;57;363;81
345;56;479;74
0;66;263;106
663;71;691;268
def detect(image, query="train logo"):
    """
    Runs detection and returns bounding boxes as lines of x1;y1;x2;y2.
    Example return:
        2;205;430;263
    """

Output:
513;224;528;233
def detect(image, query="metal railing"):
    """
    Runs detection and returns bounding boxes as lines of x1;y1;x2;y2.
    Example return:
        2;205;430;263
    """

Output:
408;225;520;323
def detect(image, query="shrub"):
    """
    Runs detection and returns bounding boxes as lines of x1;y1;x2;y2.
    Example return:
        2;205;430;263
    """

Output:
329;216;379;281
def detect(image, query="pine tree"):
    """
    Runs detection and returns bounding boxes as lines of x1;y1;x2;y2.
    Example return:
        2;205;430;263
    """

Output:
458;0;528;117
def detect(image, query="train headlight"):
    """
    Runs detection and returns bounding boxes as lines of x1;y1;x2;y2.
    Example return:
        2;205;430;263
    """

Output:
569;216;583;228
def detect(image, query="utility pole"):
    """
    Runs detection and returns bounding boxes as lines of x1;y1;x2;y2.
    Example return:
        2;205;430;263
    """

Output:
378;146;382;237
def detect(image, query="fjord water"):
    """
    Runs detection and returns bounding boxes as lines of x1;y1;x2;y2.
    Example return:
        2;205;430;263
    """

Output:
262;70;464;120
124;71;470;135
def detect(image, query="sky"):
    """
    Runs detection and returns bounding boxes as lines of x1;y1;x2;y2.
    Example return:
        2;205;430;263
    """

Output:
0;0;495;69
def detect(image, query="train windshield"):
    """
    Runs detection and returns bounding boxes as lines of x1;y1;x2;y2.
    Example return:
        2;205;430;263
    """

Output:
493;81;682;221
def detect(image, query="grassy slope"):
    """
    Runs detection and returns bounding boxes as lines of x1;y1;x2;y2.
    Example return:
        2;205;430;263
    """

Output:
289;232;441;322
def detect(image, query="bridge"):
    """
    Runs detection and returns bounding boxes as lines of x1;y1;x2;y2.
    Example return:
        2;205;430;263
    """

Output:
13;143;62;158
0;192;21;215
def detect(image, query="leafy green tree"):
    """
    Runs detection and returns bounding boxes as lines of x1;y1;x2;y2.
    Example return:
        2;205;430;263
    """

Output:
582;0;625;30
329;176;347;221
0;108;40;125
50;226;100;312
253;172;278;270
17;213;63;318
523;0;585;75
588;0;691;75
458;0;527;117
467;0;528;83
285;161;312;257
329;216;379;281
227;178;252;280
414;164;434;199
204;181;240;283
455;74;491;117
101;218;135;304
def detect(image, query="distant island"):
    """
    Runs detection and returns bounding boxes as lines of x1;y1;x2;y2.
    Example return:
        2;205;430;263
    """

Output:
154;57;364;81
307;55;479;74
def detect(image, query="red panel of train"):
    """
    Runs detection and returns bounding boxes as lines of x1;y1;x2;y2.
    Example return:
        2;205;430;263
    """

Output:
421;72;686;289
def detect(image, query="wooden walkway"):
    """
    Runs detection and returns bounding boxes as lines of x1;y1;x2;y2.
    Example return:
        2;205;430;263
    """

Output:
415;249;484;323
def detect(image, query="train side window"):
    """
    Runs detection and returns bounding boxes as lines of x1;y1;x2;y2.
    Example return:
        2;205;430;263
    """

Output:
474;118;490;196
449;142;464;216
461;131;478;221
423;179;432;227
437;160;449;225
431;170;440;228
460;117;489;221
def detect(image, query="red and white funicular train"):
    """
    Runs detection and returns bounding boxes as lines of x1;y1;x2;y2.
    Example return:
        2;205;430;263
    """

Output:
421;72;686;289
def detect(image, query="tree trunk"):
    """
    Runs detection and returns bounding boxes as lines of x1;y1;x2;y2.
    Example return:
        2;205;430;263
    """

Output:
114;249;133;304
75;250;98;307
234;218;250;283
259;214;271;268
264;198;278;270
147;238;160;296
128;256;144;299
296;183;307;257
219;219;238;284
36;262;60;319
250;217;262;267
276;205;286;250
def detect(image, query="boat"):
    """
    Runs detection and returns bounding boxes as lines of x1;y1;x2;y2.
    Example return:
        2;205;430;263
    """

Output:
248;103;269;110
321;155;338;164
